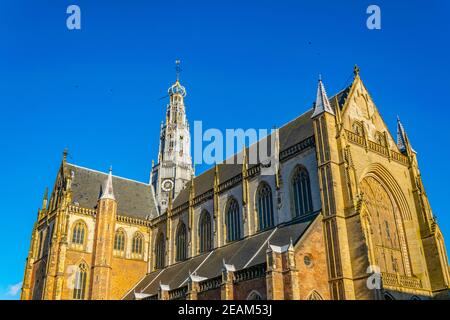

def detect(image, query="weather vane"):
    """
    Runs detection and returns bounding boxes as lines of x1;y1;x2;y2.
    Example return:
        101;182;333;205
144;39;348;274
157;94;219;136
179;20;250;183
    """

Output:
175;59;181;81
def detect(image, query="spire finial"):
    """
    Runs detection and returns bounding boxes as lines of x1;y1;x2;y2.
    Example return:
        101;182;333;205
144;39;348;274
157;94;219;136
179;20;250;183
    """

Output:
168;60;186;96
354;65;360;77
175;59;181;81
100;166;115;200
63;148;68;161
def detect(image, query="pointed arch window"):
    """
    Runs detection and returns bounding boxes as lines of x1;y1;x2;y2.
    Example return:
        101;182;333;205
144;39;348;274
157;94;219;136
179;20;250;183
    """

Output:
199;210;212;253
384;293;395;300
37;230;44;259
307;290;323;300
155;233;166;269
257;183;274;230
114;229;126;257
175;222;187;262
226;198;242;242
71;221;87;250
73;262;88;300
291;167;313;217
247;290;263;300
131;232;144;259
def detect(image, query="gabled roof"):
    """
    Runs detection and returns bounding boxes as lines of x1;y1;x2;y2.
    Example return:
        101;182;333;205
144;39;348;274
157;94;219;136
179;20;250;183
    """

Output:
329;86;351;113
66;163;158;219
123;214;318;299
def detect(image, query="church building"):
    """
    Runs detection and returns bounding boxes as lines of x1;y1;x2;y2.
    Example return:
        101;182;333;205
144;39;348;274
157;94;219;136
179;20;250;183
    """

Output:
20;66;450;300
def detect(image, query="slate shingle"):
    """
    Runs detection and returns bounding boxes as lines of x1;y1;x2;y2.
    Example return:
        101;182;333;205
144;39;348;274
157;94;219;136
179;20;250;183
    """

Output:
67;163;158;219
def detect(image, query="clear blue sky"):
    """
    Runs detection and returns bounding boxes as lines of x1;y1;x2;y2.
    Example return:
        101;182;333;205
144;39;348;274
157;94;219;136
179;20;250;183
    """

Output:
0;0;448;299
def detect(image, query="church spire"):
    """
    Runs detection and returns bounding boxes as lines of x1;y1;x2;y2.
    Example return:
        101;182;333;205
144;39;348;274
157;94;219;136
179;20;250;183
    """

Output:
311;75;335;118
100;166;115;200
151;62;193;214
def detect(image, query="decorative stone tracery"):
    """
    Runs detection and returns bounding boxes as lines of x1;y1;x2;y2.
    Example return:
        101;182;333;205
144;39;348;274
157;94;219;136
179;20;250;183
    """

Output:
360;175;411;276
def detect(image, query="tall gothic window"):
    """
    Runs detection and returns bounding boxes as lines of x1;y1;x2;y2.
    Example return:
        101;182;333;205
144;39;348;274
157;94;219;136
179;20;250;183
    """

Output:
114;229;126;257
226;198;241;242
291;167;313;217
71;221;86;248
131;232;144;259
360;176;406;275
257;183;274;230
199;210;212;253
155;233;166;269
175;222;187;262
73;262;87;300
384;221;391;240
37;230;44;258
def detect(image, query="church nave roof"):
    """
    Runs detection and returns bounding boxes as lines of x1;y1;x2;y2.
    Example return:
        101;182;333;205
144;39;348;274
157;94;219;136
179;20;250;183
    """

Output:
67;163;158;220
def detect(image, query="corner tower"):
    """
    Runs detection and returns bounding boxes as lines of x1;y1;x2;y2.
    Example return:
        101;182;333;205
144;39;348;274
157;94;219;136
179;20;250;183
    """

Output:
151;61;193;214
90;167;117;300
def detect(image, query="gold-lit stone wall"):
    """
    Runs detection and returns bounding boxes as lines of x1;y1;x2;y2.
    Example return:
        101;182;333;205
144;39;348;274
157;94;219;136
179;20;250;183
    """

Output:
21;71;450;300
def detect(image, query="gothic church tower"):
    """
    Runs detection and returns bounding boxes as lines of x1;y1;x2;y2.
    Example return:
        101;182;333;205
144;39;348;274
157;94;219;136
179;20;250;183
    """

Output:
151;61;193;214
90;168;117;300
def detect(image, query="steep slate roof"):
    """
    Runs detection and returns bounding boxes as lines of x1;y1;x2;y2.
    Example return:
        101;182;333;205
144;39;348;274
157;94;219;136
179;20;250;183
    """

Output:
329;86;350;113
123;214;318;299
171;86;351;209
66;163;158;219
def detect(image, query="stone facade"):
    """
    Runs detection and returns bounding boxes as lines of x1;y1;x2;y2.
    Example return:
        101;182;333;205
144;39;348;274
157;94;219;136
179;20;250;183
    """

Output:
21;67;450;300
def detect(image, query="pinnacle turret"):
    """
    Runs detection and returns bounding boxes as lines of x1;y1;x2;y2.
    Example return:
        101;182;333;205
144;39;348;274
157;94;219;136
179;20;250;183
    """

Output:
311;76;335;118
42;187;48;210
100;166;115;200
397;116;414;155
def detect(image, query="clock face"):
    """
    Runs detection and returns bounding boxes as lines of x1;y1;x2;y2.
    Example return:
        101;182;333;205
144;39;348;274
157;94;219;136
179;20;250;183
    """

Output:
161;179;174;192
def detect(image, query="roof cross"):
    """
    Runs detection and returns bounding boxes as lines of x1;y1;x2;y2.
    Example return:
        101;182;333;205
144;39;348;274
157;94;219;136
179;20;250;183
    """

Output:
175;59;182;81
